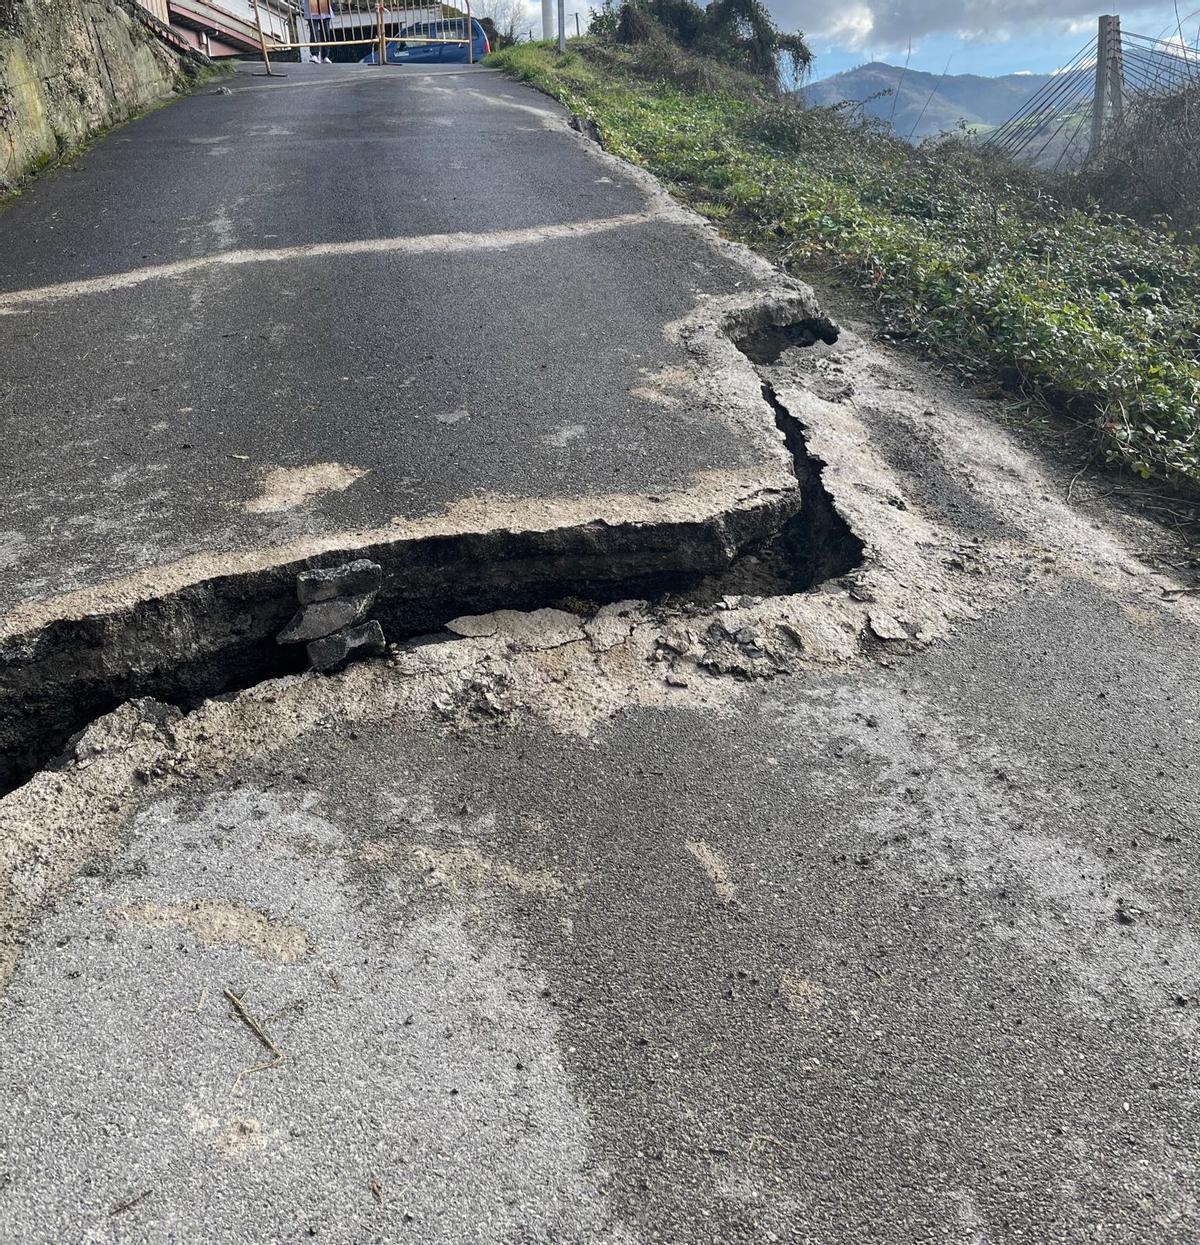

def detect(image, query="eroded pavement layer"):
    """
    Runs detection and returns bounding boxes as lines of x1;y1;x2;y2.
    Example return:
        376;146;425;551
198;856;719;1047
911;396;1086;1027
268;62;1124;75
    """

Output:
4;62;1200;1245
3;289;1200;1241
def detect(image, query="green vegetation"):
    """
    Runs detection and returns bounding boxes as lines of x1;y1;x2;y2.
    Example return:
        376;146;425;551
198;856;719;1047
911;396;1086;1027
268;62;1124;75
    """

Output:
488;37;1200;493
589;0;809;93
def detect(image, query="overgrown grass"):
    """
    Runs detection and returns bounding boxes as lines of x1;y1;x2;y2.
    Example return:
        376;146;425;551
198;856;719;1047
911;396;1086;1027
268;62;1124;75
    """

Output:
488;40;1200;493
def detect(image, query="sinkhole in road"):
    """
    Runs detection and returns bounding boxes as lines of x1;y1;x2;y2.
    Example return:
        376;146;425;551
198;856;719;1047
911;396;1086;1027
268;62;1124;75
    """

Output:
0;345;862;798
733;317;841;365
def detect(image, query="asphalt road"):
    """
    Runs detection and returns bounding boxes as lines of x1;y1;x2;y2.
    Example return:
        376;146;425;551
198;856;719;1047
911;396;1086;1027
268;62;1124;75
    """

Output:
3;49;1200;1245
0;64;785;619
2;576;1198;1244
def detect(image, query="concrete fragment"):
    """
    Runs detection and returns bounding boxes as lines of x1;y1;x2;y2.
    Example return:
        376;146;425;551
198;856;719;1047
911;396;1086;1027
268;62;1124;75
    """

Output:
569;114;603;146
297;559;382;605
868;612;909;642
277;593;375;644
445;608;584;650
307;620;387;673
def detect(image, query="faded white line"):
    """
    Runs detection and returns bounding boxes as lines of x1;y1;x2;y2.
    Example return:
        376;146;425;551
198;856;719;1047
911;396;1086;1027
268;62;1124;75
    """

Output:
0;212;656;312
463;87;560;121
224;67;503;94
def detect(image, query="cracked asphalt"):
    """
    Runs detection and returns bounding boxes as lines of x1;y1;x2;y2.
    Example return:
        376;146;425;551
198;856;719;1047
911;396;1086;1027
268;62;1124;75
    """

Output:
2;49;1200;1245
3;571;1198;1244
0;63;790;619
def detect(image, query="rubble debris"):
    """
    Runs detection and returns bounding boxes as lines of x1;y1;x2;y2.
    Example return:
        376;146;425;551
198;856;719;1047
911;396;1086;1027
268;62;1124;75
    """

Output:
307;620;387;673
277;593;375;644
275;559;386;669
297;559;382;604
569;114;603;145
868;612;909;642
445;608;584;649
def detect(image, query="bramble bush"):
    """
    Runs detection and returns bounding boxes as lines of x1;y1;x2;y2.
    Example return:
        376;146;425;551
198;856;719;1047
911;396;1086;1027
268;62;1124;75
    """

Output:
488;39;1200;492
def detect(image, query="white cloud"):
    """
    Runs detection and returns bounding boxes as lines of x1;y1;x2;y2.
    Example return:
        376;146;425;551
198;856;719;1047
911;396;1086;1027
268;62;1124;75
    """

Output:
771;1;1180;54
820;1;876;46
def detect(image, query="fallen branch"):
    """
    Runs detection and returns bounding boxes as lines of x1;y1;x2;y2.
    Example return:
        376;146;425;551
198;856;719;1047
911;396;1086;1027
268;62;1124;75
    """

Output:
109;1190;151;1217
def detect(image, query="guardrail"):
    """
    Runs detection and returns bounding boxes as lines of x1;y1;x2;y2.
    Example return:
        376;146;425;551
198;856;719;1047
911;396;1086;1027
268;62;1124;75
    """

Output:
249;0;476;74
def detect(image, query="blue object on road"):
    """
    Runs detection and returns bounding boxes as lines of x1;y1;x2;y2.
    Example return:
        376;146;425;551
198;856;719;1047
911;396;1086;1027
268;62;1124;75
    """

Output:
360;20;490;64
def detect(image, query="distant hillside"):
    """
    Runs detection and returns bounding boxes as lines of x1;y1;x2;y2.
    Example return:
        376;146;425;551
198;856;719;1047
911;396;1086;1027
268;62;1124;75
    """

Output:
800;62;1053;141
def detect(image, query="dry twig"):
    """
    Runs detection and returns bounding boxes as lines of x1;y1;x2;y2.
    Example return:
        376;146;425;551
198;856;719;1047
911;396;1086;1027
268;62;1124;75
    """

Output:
224;987;285;1081
109;1190;151;1217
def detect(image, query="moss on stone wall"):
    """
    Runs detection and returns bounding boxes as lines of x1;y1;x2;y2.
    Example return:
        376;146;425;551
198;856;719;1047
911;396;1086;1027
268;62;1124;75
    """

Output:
0;0;198;190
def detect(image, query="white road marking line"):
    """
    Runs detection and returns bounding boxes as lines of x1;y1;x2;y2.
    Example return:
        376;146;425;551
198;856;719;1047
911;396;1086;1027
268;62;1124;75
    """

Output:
0;212;657;312
223;67;504;94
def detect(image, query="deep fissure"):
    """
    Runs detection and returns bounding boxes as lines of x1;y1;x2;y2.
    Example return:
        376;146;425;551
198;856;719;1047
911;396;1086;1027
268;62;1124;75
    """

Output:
0;333;862;798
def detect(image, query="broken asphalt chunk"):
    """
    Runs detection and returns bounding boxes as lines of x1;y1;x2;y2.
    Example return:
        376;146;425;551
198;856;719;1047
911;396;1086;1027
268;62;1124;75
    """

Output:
277;592;375;644
307;620;387;673
297;559;382;605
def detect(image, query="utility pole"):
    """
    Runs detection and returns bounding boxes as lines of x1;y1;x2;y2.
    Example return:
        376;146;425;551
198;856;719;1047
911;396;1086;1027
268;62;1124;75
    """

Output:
557;0;565;52
1090;13;1124;156
542;0;553;41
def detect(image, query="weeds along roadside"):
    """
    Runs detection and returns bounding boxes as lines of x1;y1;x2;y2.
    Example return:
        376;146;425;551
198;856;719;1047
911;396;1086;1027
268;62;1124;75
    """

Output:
488;39;1200;501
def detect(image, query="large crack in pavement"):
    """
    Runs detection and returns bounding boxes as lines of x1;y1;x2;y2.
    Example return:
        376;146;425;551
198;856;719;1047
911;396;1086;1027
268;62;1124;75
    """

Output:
0;296;856;797
1;89;1196;1009
2;300;1192;995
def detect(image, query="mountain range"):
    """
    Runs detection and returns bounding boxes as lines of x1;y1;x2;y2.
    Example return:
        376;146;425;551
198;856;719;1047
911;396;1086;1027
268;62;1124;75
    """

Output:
800;62;1055;141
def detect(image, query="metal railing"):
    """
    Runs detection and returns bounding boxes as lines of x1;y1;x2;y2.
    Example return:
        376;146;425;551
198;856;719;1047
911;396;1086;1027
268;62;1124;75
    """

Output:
249;0;475;73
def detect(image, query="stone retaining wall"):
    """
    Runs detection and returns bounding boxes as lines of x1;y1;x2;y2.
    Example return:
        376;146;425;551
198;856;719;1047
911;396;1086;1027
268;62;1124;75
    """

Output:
0;0;203;191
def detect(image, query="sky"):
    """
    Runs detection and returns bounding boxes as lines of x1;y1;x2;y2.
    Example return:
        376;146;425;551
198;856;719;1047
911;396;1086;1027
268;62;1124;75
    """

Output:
522;1;1200;79
775;1;1200;79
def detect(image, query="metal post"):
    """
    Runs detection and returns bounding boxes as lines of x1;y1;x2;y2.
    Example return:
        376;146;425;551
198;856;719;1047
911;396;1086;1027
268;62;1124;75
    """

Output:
250;0;281;76
466;0;473;62
574;11;580;36
294;10;309;63
378;0;387;65
541;0;552;40
557;0;565;52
